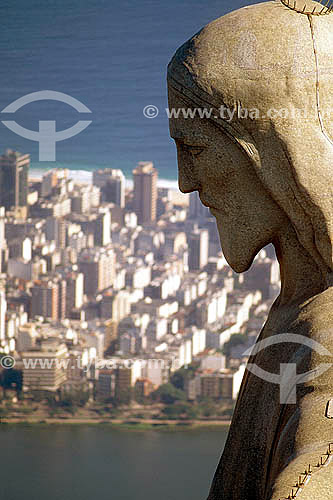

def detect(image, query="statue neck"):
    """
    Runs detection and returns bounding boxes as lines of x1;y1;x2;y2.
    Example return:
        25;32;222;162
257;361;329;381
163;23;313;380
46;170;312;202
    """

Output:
273;224;327;309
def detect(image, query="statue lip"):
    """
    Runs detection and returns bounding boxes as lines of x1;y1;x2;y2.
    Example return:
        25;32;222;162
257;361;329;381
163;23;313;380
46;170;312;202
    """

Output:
199;197;223;215
200;197;224;216
199;194;220;212
209;207;222;217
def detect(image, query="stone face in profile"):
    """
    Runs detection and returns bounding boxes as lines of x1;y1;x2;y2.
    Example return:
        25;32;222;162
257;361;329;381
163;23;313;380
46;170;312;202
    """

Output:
167;1;333;499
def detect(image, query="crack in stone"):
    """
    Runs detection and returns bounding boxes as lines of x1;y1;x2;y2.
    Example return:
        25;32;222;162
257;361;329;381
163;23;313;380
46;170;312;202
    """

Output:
307;13;333;147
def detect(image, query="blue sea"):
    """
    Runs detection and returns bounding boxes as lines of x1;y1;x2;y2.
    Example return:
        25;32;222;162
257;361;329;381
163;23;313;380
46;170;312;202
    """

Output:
0;0;261;182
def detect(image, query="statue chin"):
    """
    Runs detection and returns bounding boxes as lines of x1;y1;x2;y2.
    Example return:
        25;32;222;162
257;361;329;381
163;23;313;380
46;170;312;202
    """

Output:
216;218;262;273
226;258;252;275
221;242;254;274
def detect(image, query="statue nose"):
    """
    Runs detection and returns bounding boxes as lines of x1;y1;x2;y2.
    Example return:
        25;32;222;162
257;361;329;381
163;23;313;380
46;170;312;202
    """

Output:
175;141;201;193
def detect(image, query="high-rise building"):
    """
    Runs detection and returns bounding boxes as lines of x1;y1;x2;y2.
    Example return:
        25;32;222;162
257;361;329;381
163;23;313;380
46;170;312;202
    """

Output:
100;289;131;321
41;169;69;198
22;340;68;392
69;208;111;248
8;236;32;261
45;217;67;249
64;271;84;315
133;162;157;225
0;287;7;343
241;256;275;300
41;170;58;198
79;247;115;296
30;279;59;321
0;207;6;272
94;208;111;247
17;323;38;352
93;168;125;208
71;184;100;213
57;278;67;321
115;367;132;404
188;227;209;270
189;191;210;219
0;150;29;210
96;369;115;400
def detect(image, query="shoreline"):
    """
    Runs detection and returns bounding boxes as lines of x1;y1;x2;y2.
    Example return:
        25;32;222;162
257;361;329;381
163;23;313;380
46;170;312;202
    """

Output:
29;168;180;191
0;417;231;430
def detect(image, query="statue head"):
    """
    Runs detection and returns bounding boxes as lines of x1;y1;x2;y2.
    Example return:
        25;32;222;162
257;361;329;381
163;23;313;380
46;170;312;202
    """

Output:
167;0;333;278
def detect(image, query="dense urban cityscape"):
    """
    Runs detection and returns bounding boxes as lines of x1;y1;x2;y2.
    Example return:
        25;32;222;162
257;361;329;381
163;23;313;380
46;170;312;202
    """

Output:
0;149;280;424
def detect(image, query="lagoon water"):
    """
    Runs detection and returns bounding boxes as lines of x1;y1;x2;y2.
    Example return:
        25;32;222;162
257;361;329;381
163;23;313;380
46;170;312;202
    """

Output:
0;0;261;181
0;426;228;500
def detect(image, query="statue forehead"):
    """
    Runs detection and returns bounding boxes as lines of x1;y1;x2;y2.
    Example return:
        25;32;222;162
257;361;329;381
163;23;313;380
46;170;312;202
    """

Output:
181;1;333;78
167;92;214;142
168;0;333;149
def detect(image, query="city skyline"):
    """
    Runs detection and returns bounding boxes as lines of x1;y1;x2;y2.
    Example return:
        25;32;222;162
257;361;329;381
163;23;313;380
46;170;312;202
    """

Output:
0;148;279;422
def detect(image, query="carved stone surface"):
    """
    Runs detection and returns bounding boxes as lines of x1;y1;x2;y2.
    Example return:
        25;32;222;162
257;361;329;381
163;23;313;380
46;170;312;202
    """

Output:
167;1;333;499
326;399;333;418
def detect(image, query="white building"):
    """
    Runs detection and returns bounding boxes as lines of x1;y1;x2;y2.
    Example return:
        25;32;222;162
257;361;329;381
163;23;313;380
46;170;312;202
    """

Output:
22;340;68;392
179;338;192;367
233;364;246;400
201;354;226;371
0;288;6;342
17;323;38;352
191;328;206;357
141;359;168;387
7;259;44;281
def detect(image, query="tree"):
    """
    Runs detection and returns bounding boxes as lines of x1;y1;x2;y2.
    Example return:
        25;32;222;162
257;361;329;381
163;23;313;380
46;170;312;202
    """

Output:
153;383;186;405
0;406;8;418
114;387;132;406
45;394;57;409
53;391;90;416
199;398;217;417
1;368;23;394
162;401;200;420
170;362;200;390
222;334;247;357
59;395;78;416
185;404;200;419
75;389;90;407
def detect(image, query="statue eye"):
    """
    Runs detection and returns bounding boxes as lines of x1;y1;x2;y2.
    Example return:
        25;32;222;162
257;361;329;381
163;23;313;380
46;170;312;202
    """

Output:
183;144;205;157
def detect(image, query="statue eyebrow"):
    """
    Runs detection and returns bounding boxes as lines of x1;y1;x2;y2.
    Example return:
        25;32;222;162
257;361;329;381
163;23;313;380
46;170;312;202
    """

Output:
173;136;208;147
170;133;184;140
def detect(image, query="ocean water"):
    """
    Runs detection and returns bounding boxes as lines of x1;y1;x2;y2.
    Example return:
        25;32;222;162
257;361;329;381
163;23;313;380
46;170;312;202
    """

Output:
0;426;228;500
0;0;261;181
